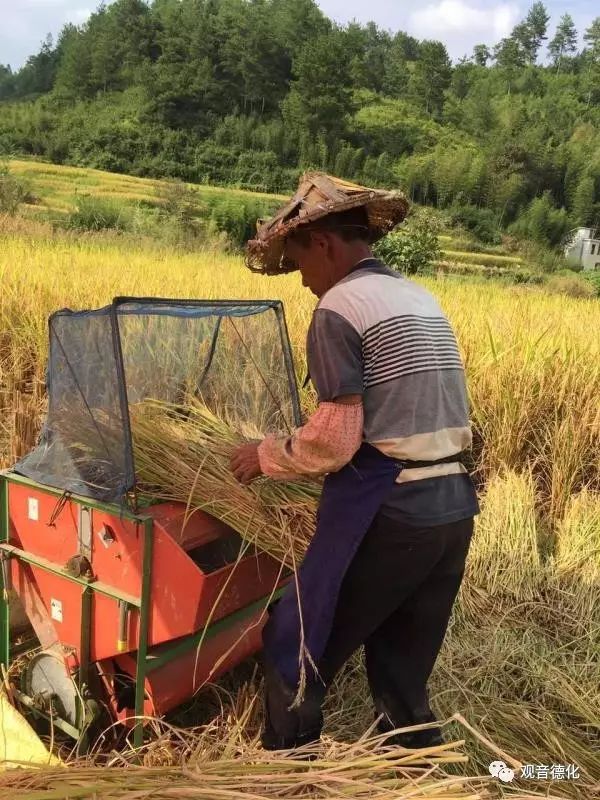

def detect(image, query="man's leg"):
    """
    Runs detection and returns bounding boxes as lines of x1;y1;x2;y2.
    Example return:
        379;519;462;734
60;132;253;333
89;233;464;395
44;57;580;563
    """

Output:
261;657;326;750
307;514;458;742
317;515;463;685
364;517;473;747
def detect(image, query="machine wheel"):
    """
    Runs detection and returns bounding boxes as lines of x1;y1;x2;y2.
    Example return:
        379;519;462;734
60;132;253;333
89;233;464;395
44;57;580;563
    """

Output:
23;650;83;728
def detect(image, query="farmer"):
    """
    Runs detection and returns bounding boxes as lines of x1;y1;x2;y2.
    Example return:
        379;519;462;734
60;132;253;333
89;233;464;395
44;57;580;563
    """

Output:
230;173;479;751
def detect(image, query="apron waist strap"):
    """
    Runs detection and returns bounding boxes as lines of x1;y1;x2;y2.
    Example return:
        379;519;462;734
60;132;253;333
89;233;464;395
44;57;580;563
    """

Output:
399;451;469;470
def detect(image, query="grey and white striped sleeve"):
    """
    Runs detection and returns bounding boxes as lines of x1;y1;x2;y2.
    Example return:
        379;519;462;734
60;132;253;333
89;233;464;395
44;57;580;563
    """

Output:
306;309;364;402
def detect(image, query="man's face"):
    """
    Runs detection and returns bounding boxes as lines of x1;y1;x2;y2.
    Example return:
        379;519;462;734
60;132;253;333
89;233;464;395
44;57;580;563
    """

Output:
284;232;338;298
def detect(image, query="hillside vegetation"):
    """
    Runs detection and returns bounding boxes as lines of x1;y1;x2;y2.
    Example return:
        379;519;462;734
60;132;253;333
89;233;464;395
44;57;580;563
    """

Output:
1;0;599;250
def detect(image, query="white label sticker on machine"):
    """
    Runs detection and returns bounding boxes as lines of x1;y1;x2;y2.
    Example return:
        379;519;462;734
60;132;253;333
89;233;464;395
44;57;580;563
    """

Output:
50;598;63;623
28;497;39;521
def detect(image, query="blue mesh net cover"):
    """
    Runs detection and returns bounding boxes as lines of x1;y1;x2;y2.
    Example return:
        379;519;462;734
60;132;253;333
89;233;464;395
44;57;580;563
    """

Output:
15;298;301;503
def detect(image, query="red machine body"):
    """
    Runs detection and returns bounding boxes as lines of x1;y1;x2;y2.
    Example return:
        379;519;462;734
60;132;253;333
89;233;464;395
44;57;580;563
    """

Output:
100;607;268;720
6;478;286;723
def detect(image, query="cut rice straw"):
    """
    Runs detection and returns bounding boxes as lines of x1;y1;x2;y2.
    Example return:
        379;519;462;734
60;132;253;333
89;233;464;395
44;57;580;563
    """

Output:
132;398;320;568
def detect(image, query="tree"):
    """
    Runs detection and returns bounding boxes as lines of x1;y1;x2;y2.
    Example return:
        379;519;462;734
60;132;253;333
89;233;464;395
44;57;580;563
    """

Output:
549;14;578;73
383;32;420;97
354;98;440;157
54;23;94;97
584;17;600;57
283;29;352;146
270;0;328;59
343;22;391;94
510;191;569;245
374;210;441;274
106;0;157;87
583;18;600;106
450;58;475;100
12;34;59;96
460;81;497;139
494;37;526;69
217;0;291;114
571;175;596;226
407;40;451;117
472;44;491;67
518;2;550;63
494;36;526;92
0;65;14;100
0;162;30;215
146;0;220;128
503;3;549;69
511;23;534;61
89;5;122;92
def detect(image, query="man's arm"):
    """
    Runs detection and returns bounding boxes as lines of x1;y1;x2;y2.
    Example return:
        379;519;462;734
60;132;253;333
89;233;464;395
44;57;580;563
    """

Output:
258;395;362;478
230;396;362;485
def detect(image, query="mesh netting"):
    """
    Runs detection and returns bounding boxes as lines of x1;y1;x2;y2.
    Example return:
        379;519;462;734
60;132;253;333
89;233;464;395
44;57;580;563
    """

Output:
15;299;300;503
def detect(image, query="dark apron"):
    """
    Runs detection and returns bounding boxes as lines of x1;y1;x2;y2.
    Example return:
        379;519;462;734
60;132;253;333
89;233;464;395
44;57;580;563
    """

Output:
262;442;403;689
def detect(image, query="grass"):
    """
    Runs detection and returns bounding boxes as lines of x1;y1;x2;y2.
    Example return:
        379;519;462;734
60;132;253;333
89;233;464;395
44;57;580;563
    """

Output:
439;237;513;255
8;158;284;249
433;261;541;285
0;179;599;797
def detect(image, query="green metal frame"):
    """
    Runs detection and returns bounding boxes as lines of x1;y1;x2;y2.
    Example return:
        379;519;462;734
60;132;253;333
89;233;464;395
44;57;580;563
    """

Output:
0;476;10;678
0;471;280;750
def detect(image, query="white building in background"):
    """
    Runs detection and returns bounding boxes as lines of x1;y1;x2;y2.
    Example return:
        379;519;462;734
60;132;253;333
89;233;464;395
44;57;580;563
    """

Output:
564;228;600;271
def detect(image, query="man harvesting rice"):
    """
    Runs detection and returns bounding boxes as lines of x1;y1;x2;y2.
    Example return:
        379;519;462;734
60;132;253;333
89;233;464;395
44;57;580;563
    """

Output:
231;173;479;751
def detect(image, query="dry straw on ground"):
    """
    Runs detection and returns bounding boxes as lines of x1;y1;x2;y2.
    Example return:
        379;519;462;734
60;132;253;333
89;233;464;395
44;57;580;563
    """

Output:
0;726;494;800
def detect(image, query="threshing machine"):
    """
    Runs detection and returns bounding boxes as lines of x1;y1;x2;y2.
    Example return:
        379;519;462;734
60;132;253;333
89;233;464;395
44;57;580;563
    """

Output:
0;298;301;748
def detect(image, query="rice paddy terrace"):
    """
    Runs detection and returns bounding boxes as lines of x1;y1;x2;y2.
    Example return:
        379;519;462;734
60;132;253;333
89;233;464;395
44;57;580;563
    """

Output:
10;158;287;212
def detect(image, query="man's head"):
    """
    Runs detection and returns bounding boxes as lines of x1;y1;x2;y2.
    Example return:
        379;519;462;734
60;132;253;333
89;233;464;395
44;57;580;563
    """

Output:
245;172;409;277
283;207;373;298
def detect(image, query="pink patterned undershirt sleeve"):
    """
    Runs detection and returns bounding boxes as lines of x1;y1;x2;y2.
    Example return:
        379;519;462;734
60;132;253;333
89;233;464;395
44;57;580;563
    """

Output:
257;401;364;480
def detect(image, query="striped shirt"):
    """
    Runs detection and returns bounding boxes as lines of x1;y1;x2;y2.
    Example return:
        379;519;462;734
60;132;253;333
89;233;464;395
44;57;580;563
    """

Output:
306;258;479;526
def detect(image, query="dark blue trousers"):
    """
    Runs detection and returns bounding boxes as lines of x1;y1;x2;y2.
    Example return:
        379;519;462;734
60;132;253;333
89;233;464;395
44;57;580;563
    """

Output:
262;513;474;749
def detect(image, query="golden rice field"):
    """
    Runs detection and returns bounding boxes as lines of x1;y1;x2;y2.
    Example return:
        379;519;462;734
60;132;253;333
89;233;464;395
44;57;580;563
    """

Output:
0;202;599;798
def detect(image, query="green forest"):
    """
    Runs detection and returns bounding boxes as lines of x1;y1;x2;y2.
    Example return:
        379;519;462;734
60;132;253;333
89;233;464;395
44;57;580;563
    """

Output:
1;0;599;247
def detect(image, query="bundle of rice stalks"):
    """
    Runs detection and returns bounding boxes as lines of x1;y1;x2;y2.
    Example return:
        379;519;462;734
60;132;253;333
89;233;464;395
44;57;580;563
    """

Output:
546;489;600;624
0;759;492;800
132;399;319;567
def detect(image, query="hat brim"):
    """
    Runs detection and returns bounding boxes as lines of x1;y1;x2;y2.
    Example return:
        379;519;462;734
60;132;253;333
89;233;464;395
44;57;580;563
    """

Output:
245;192;409;275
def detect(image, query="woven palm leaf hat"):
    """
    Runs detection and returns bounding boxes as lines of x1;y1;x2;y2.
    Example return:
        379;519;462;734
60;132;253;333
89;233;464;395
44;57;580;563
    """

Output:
245;172;410;275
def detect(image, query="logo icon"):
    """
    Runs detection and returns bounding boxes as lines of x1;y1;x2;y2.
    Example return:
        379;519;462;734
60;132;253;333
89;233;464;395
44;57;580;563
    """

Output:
489;761;515;783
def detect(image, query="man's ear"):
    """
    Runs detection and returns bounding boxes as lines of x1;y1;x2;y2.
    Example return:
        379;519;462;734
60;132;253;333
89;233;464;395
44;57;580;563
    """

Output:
311;231;330;251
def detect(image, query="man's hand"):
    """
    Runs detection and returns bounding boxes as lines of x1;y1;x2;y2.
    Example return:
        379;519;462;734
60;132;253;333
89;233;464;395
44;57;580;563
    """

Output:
230;441;263;485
